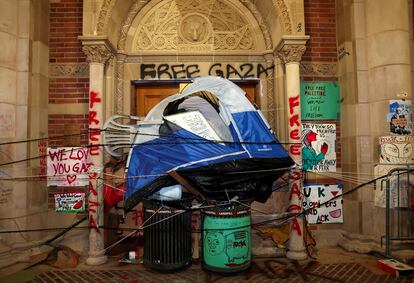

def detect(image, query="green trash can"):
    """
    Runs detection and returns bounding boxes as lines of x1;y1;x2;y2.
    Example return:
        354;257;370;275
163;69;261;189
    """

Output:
202;202;251;273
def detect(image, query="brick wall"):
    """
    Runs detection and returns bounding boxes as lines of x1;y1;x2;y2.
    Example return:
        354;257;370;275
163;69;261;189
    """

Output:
48;114;89;146
49;0;85;63
48;0;88;143
48;0;88;207
303;0;337;63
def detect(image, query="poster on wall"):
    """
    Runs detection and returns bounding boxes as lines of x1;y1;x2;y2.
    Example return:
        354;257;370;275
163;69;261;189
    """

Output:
54;193;85;212
303;184;343;224
47;147;91;187
379;135;414;164
374;165;411;208
388;100;412;135
300;81;340;120
302;123;336;172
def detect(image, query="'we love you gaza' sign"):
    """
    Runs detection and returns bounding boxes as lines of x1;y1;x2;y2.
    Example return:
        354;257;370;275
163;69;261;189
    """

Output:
47;147;92;187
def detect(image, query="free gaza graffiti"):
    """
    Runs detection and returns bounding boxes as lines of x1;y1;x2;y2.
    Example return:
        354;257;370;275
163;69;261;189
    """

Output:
140;63;275;79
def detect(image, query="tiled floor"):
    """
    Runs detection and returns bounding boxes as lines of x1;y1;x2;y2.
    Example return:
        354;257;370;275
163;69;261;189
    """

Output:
22;259;414;283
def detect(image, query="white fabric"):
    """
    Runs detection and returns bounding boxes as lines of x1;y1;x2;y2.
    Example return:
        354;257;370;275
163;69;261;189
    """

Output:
177;96;233;142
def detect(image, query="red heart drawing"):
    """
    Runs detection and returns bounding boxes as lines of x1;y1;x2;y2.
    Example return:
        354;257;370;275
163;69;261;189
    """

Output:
67;175;77;184
331;191;339;197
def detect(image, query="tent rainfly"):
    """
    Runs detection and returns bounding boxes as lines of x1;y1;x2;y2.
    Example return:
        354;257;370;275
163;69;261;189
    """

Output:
125;76;293;211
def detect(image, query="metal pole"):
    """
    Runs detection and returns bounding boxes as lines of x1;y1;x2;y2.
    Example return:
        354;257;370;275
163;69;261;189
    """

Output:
385;177;391;257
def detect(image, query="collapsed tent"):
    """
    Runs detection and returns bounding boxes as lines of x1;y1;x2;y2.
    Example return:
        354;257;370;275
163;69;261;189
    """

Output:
125;76;293;211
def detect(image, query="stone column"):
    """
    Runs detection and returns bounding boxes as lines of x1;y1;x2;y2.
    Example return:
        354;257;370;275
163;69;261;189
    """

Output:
276;36;308;261
81;39;113;265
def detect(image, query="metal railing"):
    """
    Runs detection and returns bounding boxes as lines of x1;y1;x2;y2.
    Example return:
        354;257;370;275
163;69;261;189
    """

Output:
383;167;414;258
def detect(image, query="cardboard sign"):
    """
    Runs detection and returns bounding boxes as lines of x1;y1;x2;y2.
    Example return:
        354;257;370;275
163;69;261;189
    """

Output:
300;82;340;120
302;123;336;172
164;111;221;141
54;193;85;212
303;184;343;224
47;147;91;187
379;135;414;164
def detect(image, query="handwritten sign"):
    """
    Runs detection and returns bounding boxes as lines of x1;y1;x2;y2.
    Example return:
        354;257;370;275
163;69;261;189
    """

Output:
302;123;336;172
54;193;85;212
379;135;414;164
303;184;343;224
164;111;221;141
300;82;340;120
47;147;91;186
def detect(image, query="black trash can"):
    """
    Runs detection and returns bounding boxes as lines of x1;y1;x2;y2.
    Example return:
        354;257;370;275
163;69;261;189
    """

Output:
143;194;193;272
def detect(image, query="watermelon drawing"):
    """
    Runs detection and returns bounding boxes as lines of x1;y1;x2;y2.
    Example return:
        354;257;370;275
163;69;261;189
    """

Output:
72;199;83;210
329;209;341;218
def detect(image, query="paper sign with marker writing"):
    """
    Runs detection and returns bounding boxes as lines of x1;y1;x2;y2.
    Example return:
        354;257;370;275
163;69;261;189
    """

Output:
303;184;343;224
47;147;91;187
164;111;221;141
54;193;85;212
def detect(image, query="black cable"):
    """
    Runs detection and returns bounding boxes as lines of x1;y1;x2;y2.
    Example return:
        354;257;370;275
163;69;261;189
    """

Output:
0;167;410;236
44;215;88;244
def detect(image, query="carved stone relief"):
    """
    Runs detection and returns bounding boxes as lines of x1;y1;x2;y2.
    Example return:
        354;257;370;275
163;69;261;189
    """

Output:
82;44;113;64
118;0;151;50
179;13;211;44
131;0;258;51
277;44;306;64
300;62;338;77
97;0;287;50
49;63;89;78
96;0;116;35
115;57;125;114
273;0;293;34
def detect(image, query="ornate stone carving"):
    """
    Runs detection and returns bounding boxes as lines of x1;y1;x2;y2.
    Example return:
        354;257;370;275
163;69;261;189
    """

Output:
118;0;150;50
265;58;275;127
300;62;338;77
240;0;272;49
239;0;272;49
131;0;257;51
273;0;293;34
82;44;113;64
179;13;211;43
96;0;115;35
114;57;125;114
99;0;274;51
278;44;306;64
49;63;89;78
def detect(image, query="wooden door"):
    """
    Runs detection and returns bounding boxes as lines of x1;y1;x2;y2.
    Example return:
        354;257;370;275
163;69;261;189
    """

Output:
135;83;180;116
134;80;259;116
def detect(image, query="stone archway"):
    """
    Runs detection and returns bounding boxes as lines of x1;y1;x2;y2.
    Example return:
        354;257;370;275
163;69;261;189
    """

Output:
95;0;294;41
102;0;283;120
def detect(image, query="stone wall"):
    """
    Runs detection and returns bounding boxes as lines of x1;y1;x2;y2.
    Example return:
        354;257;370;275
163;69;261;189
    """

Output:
0;0;50;246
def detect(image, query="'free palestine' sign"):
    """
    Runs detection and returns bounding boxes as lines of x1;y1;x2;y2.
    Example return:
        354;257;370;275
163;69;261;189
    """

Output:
300;82;340;120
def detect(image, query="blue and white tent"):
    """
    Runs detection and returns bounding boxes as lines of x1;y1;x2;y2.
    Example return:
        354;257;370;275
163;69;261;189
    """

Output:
125;77;293;211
